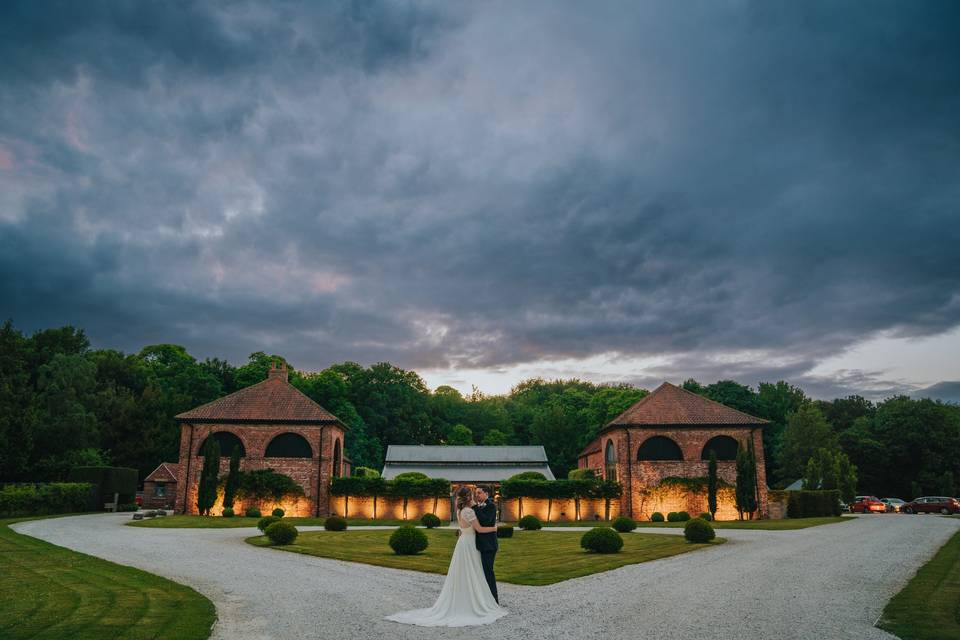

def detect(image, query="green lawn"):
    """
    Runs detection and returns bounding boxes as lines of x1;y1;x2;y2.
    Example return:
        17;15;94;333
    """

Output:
246;528;722;585
0;516;216;640
878;529;960;640
630;516;852;530
126;514;329;528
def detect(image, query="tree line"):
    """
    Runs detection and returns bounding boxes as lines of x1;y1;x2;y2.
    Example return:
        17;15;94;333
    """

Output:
1;321;957;499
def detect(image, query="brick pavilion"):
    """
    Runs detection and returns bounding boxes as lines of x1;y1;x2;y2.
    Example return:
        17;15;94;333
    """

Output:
173;362;349;517
578;382;769;520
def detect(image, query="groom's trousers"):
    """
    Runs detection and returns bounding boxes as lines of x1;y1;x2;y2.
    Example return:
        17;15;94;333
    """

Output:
480;550;499;603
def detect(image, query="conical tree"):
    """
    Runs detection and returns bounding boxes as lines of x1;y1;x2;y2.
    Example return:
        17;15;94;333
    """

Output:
197;438;221;515
707;450;718;520
222;445;241;511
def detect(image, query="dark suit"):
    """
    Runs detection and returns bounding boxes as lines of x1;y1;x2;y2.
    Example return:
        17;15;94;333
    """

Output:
473;498;499;603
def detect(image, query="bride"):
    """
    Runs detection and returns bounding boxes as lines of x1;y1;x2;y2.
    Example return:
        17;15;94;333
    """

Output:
385;486;508;627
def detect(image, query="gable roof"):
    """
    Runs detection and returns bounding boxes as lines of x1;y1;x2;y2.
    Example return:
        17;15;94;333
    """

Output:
144;462;178;483
175;375;342;424
605;382;768;429
381;445;555;482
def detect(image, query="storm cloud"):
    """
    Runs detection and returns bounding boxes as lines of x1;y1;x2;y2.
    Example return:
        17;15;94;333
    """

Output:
1;1;958;398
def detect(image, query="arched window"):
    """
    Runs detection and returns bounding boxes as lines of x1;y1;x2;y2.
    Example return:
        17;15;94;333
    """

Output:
701;435;740;461
265;433;313;458
198;431;245;457
604;440;618;482
332;439;342;478
637;435;684;461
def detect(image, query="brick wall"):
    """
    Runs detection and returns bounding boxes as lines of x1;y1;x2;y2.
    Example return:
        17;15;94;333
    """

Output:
174;421;346;516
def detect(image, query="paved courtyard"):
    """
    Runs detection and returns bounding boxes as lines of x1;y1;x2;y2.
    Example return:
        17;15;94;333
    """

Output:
13;514;959;640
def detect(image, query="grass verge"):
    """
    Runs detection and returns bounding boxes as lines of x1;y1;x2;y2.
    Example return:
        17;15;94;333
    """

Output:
0;516;215;640
246;528;722;585
126;514;329;528
630;516;851;530
877;529;960;640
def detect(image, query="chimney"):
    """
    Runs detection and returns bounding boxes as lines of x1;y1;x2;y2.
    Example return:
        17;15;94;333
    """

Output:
267;361;288;382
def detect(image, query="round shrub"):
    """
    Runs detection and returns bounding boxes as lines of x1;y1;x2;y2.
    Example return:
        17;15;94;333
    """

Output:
507;471;547;482
612;516;636;532
421;513;441;528
394;472;429;481
222;508;234;518
257;515;281;532
684;518;716;543
272;508;285;518
324;515;347;531
667;511;680;522
265;521;298;545
245;506;261;518
677;511;691;521
389;525;429;555
651;512;665;522
580;527;624;554
497;525;514;538
518;515;542;530
698;512;712;521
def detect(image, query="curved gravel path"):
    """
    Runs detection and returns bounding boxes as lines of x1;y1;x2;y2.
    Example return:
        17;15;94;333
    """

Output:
12;514;959;640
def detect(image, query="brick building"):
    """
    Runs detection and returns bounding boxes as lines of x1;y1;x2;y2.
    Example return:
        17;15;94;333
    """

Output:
578;382;769;520
173;363;349;516
142;462;178;509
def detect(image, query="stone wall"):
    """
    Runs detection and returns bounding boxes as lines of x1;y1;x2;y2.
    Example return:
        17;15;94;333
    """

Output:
500;497;620;523
174;421;346;516
330;495;452;521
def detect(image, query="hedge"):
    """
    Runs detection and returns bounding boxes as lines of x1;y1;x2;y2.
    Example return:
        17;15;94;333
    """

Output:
265;521;298;545
389;526;429;555
580;527;624;553
329;476;450;498
684;518;716;543
786;490;842;518
499;478;622;500
66;466;137;507
0;483;93;516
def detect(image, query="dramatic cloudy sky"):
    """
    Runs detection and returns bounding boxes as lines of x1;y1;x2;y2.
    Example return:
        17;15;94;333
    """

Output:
1;1;958;399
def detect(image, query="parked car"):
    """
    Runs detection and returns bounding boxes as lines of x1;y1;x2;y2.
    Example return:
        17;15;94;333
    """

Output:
850;496;887;513
902;496;960;515
881;498;906;513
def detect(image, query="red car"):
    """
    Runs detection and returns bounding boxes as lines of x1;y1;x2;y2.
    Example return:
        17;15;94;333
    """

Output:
902;496;960;515
850;496;887;513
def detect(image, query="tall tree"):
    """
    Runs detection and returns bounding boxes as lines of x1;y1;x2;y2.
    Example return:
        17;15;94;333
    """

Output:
707;450;718;519
779;404;837;483
222;445;241;510
197;439;221;515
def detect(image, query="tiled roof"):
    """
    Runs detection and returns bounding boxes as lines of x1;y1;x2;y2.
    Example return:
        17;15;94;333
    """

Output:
605;382;768;428
175;375;341;424
144;462;178;483
381;463;556;482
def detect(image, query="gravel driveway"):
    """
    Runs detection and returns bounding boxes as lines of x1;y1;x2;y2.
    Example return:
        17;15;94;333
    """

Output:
13;514;959;640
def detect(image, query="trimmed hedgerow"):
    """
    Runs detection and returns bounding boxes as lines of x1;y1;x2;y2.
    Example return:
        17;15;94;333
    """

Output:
324;515;348;531
518;515;542;530
497;525;514;538
612;516;636;532
245;506;262;518
580;527;624;554
651;512;665;522
421;513;441;528
265;521;298;545
0;483;94;517
257;515;281;532
667;512;681;522
684;518;716;543
389;525;429;555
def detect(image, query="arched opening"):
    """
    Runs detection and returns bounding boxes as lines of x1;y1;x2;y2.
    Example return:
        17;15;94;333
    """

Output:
604;440;618;482
637;435;684;461
332;439;342;478
265;432;313;458
701;435;740;461
198;431;245;457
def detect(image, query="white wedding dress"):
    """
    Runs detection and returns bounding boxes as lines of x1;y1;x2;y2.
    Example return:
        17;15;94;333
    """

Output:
385;506;507;627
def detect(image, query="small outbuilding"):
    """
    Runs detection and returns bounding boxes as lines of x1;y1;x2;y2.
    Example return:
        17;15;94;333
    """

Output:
142;462;178;509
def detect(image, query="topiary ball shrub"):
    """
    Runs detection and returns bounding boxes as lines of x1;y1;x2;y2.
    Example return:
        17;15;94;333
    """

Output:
257;515;281;532
612;516;636;532
580;527;624;554
698;512;712;521
222;508;234;518
518;515;542;530
324;515;347;531
390;525;429;555
667;512;681;522
265;521;298;545
677;511;691;521
421;513;441;528
245;506;262;518
651;512;665;522
497;525;514;538
272;508;285;518
684;518;716;543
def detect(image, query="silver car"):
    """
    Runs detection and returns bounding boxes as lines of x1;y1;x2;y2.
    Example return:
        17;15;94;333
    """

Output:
881;498;906;513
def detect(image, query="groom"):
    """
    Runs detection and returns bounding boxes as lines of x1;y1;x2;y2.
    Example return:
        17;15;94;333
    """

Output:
473;485;499;604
